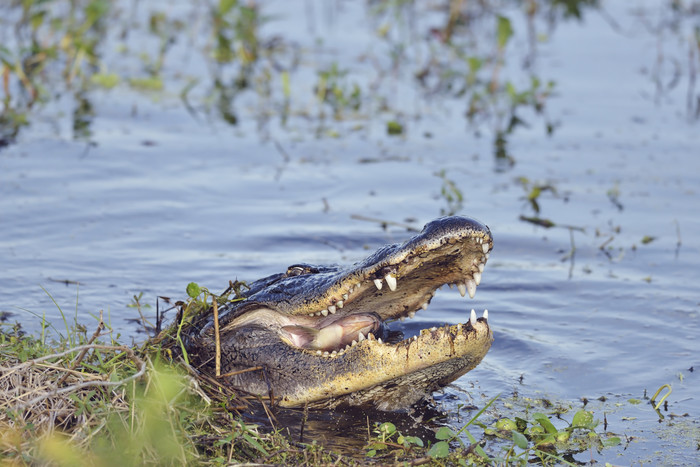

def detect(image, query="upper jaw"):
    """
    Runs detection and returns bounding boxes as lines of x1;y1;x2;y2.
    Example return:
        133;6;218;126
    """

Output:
285;217;493;323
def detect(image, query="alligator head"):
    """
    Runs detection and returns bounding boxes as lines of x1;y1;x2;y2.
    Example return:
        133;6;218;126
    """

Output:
185;216;493;411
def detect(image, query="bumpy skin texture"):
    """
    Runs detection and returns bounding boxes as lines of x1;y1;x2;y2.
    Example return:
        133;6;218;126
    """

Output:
186;216;494;410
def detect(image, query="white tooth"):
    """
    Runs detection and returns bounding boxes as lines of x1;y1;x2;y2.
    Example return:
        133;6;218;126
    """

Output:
399;316;405;322
342;294;348;300
328;305;336;314
483;309;489;320
331;351;337;356
421;302;428;310
470;309;477;326
377;338;383;344
430;327;437;331
478;263;484;273
385;273;397;291
467;279;476;299
336;301;343;309
448;283;454;289
457;323;462;330
368;333;375;340
485;253;490;260
316;350;322;355
482;243;489;253
323;351;329;356
413;335;418;341
351;340;357;346
358;332;365;341
373;278;383;290
321;309;328;317
473;271;482;286
409;310;416;318
457;282;467;297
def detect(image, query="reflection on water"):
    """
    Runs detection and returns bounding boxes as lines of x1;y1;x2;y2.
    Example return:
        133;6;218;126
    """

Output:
1;0;699;464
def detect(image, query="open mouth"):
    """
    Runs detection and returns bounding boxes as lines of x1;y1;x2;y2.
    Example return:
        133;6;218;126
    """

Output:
235;218;494;357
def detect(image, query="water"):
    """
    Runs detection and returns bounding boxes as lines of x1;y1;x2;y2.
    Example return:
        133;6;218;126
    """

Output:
1;0;698;463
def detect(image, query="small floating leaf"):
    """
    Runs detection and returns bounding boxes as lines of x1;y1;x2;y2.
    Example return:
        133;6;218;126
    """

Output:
387;120;403;135
496;16;514;49
641;235;656;244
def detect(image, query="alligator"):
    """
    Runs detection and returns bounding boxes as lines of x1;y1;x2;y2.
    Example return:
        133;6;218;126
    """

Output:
184;216;493;411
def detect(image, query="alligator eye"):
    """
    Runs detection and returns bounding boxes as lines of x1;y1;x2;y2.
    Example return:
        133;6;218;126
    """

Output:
287;266;306;277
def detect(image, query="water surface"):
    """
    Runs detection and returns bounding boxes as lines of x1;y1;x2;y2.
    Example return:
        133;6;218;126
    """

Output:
1;0;698;463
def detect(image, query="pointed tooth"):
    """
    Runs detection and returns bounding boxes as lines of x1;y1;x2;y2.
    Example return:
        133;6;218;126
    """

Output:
373;278;383;290
409;310;417;318
485;253;490;260
482;242;489;253
323;351;329;356
385;273;397;291
470;309;477;326
478;263;484;273
331;350;337;356
420;303;428;311
351;340;357;346
342;293;348;300
473;271;482;286
328;305;336;314
321;309;329;317
429;326;437;331
483;309;489;320
368;333;375;340
358;332;365;341
457;323;462;331
457;282;467;297
413;335;418;341
316;350;322;355
377;338;383;344
448;283;454;289
467;279;476;299
336;300;343;309
399;316;405;322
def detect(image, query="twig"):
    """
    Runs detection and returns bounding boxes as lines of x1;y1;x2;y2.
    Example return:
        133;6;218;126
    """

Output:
350;214;420;232
56;314;105;386
213;299;221;377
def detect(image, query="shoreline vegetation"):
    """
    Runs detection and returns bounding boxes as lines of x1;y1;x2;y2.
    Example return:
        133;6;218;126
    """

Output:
1;286;623;466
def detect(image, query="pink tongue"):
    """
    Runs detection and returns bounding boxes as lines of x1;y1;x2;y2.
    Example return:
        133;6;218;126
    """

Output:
279;314;380;351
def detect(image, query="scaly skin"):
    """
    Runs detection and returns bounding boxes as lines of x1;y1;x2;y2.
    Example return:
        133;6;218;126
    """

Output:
185;216;494;410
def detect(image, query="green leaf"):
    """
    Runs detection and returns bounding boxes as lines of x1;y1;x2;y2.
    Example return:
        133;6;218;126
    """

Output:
602;436;621;447
496;16;514;49
91;72;119;89
387;120;403;135
219;0;238;15
572;410;595;429
532;413;558;434
435;426;455;440
427;440;449;458
378;422;396;436
242;433;268;455
186;282;201;298
512;430;528;450
129;76;163;91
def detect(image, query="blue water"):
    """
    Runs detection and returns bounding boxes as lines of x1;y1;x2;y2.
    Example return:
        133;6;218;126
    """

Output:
1;0;698;463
